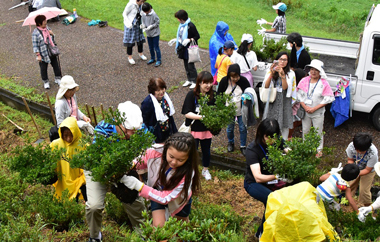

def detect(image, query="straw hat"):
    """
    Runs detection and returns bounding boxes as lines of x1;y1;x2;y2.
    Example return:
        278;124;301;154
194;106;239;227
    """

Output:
56;75;79;99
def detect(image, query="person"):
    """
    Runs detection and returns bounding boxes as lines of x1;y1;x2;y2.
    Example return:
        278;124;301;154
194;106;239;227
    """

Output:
169;10;200;89
259;2;287;34
346;133;378;206
297;59;334;156
181;71;215;180
214;40;234;85
263;51;296;140
230;33;258;88
50;116;86;200
141;77;177;143
37;0;62;21
358;162;380;222
123;0;147;65
244;118;291;239
120;132;201;227
85;101;146;242
55;75;91;128
209;21;236;77
286;32;311;71
32;14;62;89
217;64;250;155
141;2;161;67
318;163;360;218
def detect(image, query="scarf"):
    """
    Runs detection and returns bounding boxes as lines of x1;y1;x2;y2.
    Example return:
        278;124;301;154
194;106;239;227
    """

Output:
296;45;305;62
175;18;191;50
37;26;55;47
150;93;175;122
67;97;78;120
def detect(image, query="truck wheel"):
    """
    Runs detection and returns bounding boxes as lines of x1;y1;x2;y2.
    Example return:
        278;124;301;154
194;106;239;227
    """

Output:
372;107;380;131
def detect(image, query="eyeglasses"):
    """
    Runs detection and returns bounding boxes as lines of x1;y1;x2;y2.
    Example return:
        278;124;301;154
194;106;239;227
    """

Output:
278;58;288;62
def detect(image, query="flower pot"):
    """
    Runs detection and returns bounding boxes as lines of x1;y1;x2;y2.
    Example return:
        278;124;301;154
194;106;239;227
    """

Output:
110;169;139;204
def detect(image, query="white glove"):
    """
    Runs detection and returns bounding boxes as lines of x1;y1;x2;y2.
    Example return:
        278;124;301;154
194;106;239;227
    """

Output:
181;38;191;46
258;28;267;36
328;200;341;211
358;211;366;223
77;120;94;135
140;23;146;29
359;206;373;216
275;174;293;183
168;38;177;46
120;175;144;191
146;25;153;30
329;162;343;174
256;18;267;25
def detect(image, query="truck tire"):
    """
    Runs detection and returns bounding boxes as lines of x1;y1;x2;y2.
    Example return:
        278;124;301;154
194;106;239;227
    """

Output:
372;107;380;131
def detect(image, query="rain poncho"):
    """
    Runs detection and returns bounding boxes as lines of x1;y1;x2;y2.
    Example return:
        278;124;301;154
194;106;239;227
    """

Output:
50;117;86;200
261;182;340;242
209;21;236;76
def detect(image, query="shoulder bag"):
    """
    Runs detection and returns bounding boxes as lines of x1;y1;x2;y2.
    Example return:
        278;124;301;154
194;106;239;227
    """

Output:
213;55;228;85
188;40;201;63
297;105;305;119
259;80;277;103
37;28;60;57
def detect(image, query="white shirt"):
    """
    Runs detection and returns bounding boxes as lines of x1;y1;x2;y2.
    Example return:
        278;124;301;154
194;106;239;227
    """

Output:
230;50;258;73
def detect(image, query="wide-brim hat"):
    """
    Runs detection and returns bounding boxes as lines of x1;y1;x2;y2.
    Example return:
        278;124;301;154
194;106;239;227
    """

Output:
117;101;143;130
273;2;287;12
241;33;253;44
304;59;327;79
374;163;380;177
56;75;79;99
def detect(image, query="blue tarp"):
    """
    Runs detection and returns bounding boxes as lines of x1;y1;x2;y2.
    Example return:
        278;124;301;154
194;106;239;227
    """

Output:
330;85;350;127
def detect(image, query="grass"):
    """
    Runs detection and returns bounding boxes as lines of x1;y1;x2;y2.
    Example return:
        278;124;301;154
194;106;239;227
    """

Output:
61;0;374;49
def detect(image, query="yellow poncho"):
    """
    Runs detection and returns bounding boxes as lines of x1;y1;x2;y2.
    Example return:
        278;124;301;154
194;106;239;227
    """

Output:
50;117;86;200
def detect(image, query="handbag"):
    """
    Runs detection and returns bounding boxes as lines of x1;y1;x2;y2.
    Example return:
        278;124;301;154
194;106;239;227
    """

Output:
259;81;277;103
178;121;192;133
297;105;305;119
37;28;60;57
213;55;228;85
188;40;201;63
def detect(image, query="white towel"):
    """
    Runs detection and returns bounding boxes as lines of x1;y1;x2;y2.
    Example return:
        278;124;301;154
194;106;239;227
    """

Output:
150;93;175;122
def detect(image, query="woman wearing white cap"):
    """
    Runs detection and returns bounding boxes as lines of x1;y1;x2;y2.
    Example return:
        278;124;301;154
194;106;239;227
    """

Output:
55;75;91;127
297;60;334;156
258;2;287;34
230;33;258;88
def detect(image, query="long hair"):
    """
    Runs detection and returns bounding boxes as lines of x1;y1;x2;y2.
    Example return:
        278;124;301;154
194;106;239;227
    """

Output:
272;51;290;81
194;71;214;100
255;118;281;147
155;132;201;204
287;33;303;69
237;40;250;56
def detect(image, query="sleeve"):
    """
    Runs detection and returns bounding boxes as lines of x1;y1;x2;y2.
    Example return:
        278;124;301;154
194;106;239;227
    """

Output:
141;96;155;126
346;143;354;158
296;80;308;103
123;4;132;27
188;22;200;43
226;57;233;66
151;14;160;29
238;76;251;92
32;30;41;53
55;99;67;127
181;91;195;115
134;149;154;170
217;77;228;94
246;147;260;166
366;145;378;168
272;17;279;29
249;51;259;67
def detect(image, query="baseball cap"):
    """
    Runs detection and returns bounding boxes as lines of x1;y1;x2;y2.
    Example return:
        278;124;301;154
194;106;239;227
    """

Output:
273;2;287;12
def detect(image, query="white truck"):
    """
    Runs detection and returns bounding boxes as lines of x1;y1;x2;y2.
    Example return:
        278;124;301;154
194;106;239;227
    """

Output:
252;4;380;130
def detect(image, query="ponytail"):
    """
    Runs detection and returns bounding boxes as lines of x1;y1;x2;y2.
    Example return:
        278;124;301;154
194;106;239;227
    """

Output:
218;47;223;55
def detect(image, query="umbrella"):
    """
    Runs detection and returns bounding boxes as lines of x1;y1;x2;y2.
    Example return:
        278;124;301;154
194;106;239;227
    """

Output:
22;7;68;26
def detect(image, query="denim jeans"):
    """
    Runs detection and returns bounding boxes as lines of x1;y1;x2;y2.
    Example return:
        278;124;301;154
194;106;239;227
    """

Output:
226;115;247;147
195;138;211;168
147;36;161;61
244;181;272;237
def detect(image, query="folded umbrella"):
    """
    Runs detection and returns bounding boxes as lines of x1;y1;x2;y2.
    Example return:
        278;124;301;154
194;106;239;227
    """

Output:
22;7;68;26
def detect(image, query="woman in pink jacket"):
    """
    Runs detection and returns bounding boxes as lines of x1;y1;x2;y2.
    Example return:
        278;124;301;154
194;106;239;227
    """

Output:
120;132;201;227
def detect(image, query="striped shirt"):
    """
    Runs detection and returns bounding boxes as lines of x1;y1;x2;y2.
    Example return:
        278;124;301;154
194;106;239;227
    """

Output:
317;174;349;203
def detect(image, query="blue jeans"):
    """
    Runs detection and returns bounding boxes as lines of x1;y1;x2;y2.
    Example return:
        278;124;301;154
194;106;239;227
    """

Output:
147;36;161;61
226;115;247;147
244;181;272;237
195;138;211;168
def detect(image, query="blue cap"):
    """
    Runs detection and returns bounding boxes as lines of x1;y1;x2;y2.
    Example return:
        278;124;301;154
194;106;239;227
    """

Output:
223;40;235;49
273;2;287;12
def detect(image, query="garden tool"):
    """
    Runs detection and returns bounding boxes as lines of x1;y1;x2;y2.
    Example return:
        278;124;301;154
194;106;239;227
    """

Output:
45;92;57;126
22;97;44;144
2;114;26;135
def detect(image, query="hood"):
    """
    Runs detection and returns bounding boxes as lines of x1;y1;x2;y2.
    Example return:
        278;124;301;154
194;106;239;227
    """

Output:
58;117;82;145
227;63;241;76
215;21;229;39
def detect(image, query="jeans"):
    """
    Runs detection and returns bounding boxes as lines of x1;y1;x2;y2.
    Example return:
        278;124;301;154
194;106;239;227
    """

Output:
147;36;161;61
195;138;211;168
183;58;197;83
39;55;61;82
244;181;272;237
226;115;247;147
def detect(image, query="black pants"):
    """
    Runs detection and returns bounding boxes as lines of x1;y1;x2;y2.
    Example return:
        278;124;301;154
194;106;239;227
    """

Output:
127;42;143;55
39;55;61;82
183;58;197;83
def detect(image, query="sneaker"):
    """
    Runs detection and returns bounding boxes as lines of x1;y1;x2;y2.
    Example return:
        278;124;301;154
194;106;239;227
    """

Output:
147;59;155;65
227;142;234;152
202;169;212;181
155;61;161;67
182;80;191;87
44;82;50;89
54;78;61;86
128;58;136;65
98;21;108;27
88;232;102;242
189;83;196;89
139;54;147;61
240;146;246;156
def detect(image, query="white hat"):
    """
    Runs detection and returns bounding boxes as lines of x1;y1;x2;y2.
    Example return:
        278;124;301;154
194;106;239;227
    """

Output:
272;2;287;12
304;59;327;79
241;33;253;44
374;163;380;177
56;75;79;99
117;101;143;130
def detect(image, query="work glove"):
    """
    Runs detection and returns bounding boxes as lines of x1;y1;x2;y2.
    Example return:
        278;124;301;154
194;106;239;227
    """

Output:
120;175;144;191
256;18;267;25
146;25;153;31
329;162;343;174
328;200;341;211
77;120;94;135
358;211;366;223
168;38;177;46
124;21;132;29
140;23;146;29
258;28;267;36
359;206;373;216
275;174;293;183
181;38;191;46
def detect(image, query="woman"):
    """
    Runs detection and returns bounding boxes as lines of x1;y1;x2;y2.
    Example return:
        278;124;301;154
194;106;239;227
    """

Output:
263;51;296;140
32;15;62;89
182;71;215;180
217;64;250;155
55;75;91;127
287;32;311;71
297;59;334;156
123;0;147;65
244;118;288;239
230;33;259;88
141;77;177;143
214;40;234;84
264;2;287;33
209;21;236;77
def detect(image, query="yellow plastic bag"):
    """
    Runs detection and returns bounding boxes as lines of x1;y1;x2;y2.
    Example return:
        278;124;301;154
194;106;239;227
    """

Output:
261;182;340;242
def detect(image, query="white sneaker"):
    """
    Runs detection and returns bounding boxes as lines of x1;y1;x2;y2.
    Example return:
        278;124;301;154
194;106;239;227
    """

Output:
189;83;196;89
202;169;212;181
128;58;136;65
55;78;61;86
139;54;147;61
182;80;191;87
44;82;50;89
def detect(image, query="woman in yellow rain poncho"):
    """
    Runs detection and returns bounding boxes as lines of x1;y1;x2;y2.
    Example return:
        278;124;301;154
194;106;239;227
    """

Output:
50;116;86;200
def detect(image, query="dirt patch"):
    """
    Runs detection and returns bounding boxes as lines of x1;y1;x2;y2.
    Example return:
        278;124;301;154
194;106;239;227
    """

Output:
0;130;24;153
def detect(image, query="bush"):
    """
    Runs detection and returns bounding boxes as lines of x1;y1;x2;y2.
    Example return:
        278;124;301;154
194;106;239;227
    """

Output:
104;193;131;225
252;37;289;62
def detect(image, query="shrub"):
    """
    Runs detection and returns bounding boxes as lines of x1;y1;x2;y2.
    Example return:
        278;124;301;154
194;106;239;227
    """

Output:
104;193;131;225
252;37;289;62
